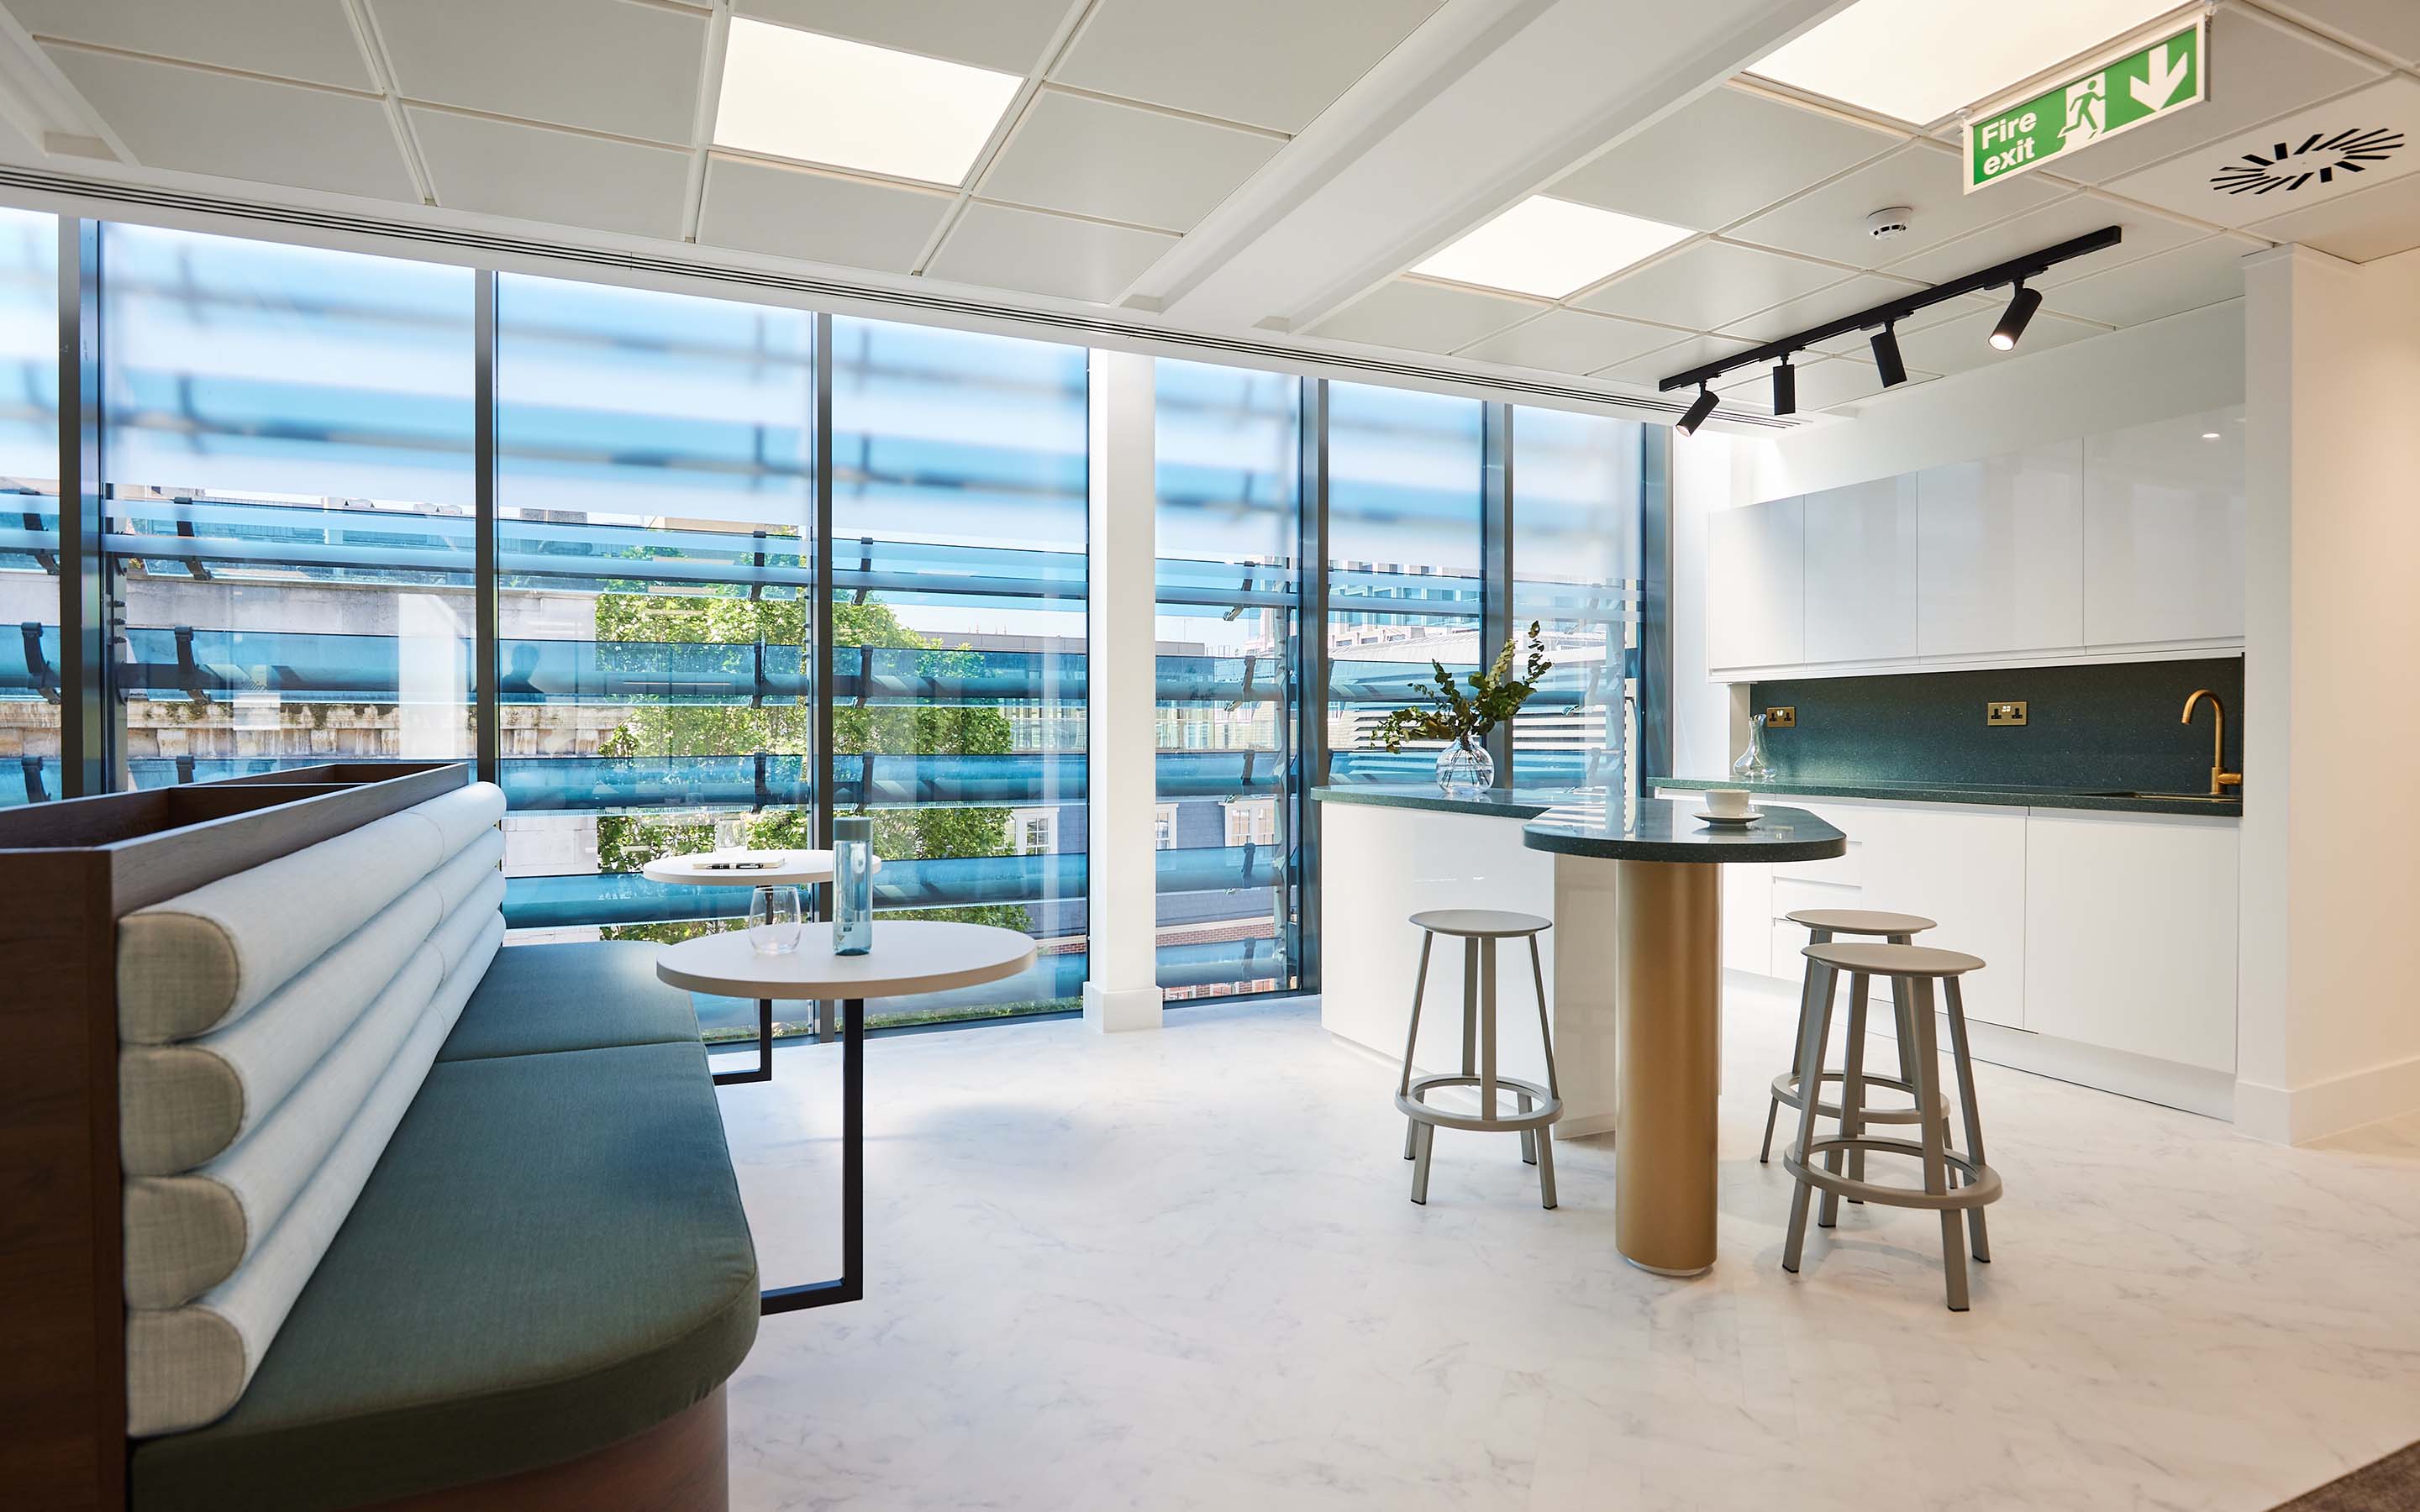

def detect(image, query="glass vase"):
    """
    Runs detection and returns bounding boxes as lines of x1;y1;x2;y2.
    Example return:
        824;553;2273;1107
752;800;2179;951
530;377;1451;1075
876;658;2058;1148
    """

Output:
832;816;873;957
1434;732;1495;796
1732;711;1773;783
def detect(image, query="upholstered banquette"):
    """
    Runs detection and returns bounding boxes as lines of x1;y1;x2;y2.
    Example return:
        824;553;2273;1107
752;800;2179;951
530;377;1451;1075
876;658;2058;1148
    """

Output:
0;764;758;1512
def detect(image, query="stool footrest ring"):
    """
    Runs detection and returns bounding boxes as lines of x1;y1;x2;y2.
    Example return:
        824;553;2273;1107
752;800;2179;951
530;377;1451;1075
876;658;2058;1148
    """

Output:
1782;1137;2002;1210
1398;1074;1560;1134
1769;1070;1945;1125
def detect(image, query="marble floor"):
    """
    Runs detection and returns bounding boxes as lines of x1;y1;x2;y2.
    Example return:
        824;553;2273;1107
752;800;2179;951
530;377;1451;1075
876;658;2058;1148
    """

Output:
713;977;2420;1512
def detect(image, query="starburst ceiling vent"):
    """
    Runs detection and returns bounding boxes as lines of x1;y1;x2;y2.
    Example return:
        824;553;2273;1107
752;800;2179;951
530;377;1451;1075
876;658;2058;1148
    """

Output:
2210;129;2406;197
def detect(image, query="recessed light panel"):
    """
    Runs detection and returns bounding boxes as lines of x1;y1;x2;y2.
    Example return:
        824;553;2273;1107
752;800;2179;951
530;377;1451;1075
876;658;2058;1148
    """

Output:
714;18;1023;186
1750;0;2175;126
1412;197;1690;300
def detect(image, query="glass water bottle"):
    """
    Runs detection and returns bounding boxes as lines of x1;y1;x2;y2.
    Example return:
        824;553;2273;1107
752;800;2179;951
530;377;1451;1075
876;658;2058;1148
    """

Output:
832;816;874;956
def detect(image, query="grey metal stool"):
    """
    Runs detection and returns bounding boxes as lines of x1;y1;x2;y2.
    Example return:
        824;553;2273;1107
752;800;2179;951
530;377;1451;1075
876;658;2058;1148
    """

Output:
1761;909;1945;1189
1397;909;1560;1209
1781;941;2002;1311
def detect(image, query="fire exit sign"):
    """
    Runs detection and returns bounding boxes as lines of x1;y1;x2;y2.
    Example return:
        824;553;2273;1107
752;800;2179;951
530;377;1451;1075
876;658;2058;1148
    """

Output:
1966;15;2205;191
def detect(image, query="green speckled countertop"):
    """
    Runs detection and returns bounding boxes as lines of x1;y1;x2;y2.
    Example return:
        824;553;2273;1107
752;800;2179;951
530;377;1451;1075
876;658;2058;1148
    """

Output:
1308;784;1582;817
1653;777;2241;818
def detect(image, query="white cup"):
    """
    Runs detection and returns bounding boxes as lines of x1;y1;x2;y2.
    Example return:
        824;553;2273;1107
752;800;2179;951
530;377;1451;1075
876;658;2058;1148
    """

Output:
1702;787;1754;817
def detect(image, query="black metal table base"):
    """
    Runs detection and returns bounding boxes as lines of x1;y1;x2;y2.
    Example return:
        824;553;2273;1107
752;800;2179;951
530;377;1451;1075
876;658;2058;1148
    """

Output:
712;997;777;1086
736;996;862;1315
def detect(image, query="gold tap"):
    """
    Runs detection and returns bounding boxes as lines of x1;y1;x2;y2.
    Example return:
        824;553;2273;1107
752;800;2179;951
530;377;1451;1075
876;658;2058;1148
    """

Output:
2181;690;2243;798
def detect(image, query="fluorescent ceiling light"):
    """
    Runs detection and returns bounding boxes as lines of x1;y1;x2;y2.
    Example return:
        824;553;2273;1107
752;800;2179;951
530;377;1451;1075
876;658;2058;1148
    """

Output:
1412;197;1690;300
713;18;1023;186
1749;0;2177;125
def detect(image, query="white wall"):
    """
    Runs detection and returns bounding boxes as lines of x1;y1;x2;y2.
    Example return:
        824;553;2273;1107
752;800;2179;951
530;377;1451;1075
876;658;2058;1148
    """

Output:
2236;244;2420;1142
1669;432;1743;780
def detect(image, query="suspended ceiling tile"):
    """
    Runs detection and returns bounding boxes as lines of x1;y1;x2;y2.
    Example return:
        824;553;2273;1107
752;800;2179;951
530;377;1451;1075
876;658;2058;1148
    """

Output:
1892;303;2105;376
1728;141;2063;270
926;199;1177;304
368;0;705;144
698;155;955;271
2242;167;2420;261
1592;331;1754;387
1576;239;1849;333
1455;308;1691;375
1714;270;1931;345
7;0;373;90
2100;74;2420;231
2042;236;2249;324
1305;277;1539;354
1878;190;2203;287
2259;0;2420;67
735;0;1076;74
980;90;1281;234
1549;86;1902;233
1053;0;1440;134
2050;8;2384;185
410;108;688;238
45;46;416;201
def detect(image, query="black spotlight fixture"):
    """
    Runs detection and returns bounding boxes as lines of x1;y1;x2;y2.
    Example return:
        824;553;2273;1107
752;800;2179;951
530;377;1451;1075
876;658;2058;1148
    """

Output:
1676;384;1718;436
1771;357;1797;417
1870;322;1908;387
1991;282;2043;351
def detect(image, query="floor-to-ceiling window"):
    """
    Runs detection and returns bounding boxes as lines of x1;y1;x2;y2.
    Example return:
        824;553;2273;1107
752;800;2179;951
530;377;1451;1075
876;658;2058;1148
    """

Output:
829;318;1088;1026
0;209;55;806
1511;406;1645;790
1323;381;1485;784
1153;358;1301;1000
98;226;476;791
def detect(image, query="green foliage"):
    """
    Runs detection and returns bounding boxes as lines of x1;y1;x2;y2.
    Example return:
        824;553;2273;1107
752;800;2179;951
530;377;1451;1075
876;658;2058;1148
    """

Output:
1370;622;1555;752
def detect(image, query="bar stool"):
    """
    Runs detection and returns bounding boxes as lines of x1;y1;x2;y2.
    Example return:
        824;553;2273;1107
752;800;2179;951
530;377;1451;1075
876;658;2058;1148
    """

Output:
1397;909;1560;1209
1781;941;2002;1311
1760;910;1948;1205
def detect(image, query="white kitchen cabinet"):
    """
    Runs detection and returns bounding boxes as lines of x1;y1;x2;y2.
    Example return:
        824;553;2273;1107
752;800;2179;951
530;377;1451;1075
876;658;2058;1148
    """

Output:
2082;407;2246;647
1917;441;2085;658
1849;801;2028;1028
2022;811;2238;1071
1802;477;1918;665
1723;862;1772;976
1705;496;1804;672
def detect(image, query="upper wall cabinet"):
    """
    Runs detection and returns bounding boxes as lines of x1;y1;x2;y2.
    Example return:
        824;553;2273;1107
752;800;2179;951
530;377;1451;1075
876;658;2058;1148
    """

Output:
1705;495;1804;671
2083;407;2247;647
1917;441;2085;659
1803;476;1918;664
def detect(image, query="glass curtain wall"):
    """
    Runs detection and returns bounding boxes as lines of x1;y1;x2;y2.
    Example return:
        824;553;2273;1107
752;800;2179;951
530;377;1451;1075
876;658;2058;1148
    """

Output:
0;208;55;806
829;318;1087;1026
1152;359;1301;1000
1510;406;1645;789
98;226;476;791
1323;381;1484;784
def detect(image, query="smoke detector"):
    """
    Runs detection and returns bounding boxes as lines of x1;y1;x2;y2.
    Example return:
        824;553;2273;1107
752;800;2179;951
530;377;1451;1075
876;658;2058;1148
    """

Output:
1865;206;1914;241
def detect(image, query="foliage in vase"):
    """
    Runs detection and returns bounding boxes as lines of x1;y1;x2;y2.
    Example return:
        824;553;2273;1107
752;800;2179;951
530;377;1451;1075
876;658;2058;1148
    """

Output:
1370;622;1554;751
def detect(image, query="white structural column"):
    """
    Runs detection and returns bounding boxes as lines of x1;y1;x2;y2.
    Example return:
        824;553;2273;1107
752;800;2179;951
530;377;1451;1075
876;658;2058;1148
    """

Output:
2238;244;2420;1142
1082;349;1163;1032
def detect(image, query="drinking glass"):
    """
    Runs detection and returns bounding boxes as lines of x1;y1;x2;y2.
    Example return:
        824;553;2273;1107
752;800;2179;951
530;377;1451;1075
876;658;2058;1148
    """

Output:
748;885;803;955
713;813;750;854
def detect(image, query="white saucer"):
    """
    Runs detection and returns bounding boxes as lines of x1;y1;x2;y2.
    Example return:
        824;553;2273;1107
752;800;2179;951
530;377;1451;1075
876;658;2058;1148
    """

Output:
1695;808;1763;827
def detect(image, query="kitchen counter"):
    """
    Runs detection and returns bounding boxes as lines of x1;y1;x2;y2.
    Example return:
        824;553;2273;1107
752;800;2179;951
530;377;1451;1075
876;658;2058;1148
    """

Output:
1654;775;2241;818
1308;784;1580;817
1524;796;1847;864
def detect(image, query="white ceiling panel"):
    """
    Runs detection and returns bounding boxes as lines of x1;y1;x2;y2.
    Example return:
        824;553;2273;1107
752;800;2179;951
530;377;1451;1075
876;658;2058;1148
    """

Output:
1714;271;1930;344
698;155;955;271
1305;276;1538;354
1593;332;1754;387
1549;86;1902;233
1729;141;2064;270
2049;8;2385;185
1892;303;2106;376
980;90;1281;234
2042;236;2248;324
2244;168;2420;261
1719;354;1935;412
45;46;416;201
1454;308;1691;374
369;0;705;144
2260;0;2420;66
1576;238;1849;332
927;200;1176;304
1054;0;1440;134
2101;74;2420;231
7;0;372;90
409;108;688;238
735;0;1076;74
1878;190;2203;287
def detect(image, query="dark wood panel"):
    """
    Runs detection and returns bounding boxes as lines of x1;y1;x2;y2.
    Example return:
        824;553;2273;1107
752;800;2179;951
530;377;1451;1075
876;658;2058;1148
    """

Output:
360;1389;729;1512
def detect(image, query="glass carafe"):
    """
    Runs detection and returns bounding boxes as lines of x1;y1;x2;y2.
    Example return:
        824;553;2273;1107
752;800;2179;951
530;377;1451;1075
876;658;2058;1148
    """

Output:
1732;711;1773;783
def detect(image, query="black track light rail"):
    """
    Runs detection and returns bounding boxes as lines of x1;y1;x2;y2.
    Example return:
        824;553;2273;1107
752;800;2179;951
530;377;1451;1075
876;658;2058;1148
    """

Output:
1657;225;2123;393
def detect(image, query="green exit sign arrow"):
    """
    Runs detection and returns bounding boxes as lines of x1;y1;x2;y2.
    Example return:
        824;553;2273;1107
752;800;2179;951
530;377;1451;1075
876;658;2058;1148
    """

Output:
1966;14;2206;192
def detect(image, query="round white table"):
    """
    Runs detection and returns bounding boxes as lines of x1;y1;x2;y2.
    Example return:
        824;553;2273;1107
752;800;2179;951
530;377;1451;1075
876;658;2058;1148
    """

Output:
642;849;881;1074
656;921;1037;1315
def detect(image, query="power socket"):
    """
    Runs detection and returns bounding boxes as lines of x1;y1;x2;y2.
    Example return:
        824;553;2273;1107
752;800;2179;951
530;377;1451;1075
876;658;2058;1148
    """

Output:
1986;701;2028;727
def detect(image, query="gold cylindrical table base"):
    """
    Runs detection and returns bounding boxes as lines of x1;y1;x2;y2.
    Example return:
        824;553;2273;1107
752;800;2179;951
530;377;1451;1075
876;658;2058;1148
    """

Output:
1612;858;1723;1277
